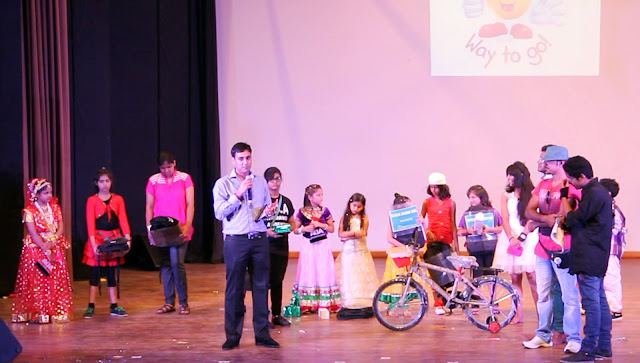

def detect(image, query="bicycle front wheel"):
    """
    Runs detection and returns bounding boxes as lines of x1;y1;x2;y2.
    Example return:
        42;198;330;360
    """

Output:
372;277;428;331
464;277;518;331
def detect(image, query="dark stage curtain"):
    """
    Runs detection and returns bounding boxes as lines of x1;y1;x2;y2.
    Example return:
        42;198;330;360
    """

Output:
0;0;73;293
22;0;74;276
68;0;222;279
0;0;25;296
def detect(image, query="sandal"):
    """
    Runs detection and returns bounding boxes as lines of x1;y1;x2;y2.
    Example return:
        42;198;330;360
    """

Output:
156;304;175;314
179;304;190;315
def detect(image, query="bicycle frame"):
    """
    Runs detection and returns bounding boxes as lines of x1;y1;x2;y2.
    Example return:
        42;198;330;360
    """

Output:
397;252;514;310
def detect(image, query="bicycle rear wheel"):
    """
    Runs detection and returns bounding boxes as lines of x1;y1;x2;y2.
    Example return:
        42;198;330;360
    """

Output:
372;277;428;331
464;277;518;332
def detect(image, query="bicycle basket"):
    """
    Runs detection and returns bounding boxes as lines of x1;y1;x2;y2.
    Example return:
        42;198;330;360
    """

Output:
387;246;412;268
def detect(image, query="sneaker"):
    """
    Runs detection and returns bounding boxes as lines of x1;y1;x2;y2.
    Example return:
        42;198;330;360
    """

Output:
434;306;446;315
522;335;552;349
83;307;94;319
110;306;128;317
593;348;612;359
564;341;582;354
611;312;622;321
560;351;595;362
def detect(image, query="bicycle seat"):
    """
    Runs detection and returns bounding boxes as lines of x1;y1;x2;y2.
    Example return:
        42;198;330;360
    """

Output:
446;255;479;269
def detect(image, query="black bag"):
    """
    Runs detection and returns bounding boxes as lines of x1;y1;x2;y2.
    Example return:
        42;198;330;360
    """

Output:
540;242;571;269
550;250;571;269
98;237;129;253
150;216;179;230
424;241;455;288
336;307;374;320
149;216;184;247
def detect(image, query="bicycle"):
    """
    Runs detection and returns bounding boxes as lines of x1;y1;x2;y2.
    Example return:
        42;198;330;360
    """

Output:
373;233;519;333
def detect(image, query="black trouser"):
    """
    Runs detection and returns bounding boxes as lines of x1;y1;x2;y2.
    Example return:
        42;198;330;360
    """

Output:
268;237;289;316
224;234;270;342
469;250;496;278
89;266;116;287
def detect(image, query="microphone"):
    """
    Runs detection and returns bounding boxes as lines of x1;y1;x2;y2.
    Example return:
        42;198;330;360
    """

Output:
247;174;254;206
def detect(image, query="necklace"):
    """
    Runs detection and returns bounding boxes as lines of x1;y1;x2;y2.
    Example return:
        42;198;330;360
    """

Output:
35;202;57;232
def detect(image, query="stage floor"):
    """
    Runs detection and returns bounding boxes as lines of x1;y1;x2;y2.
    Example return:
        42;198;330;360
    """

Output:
1;258;639;362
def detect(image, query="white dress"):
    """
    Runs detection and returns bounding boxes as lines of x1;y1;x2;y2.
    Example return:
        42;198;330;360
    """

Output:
335;217;380;309
492;192;537;274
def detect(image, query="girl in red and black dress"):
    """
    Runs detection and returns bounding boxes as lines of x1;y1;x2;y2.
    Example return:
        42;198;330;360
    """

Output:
82;168;131;318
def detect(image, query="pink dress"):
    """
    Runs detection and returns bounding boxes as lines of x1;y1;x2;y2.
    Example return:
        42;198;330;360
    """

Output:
294;206;341;312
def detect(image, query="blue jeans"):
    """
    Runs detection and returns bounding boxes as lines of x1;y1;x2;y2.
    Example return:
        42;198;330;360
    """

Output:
578;274;612;353
551;276;564;332
534;256;581;343
159;242;189;306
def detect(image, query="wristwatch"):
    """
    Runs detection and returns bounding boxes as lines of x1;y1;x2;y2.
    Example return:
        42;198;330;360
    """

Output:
517;233;527;242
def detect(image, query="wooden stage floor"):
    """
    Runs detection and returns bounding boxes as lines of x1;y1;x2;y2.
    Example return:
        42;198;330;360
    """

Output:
2;258;639;362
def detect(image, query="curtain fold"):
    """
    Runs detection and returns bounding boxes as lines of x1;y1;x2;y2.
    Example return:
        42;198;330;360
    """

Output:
22;0;72;275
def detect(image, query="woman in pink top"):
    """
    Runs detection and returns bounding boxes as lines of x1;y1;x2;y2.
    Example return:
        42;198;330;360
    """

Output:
145;151;195;315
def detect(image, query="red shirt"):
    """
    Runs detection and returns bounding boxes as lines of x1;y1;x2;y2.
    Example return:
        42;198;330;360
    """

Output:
421;197;455;244
85;194;131;237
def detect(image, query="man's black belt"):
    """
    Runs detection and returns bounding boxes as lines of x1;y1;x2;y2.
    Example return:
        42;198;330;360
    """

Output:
227;232;266;240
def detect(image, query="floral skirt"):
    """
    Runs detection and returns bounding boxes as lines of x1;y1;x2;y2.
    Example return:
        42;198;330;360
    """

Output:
12;240;73;323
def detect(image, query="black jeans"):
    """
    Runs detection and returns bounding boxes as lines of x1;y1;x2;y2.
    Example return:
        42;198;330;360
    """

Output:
268;237;289;316
224;234;270;342
469;250;496;278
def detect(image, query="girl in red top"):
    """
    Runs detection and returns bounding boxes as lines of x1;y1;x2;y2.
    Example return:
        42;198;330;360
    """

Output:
420;172;459;315
421;172;459;252
82;168;132;318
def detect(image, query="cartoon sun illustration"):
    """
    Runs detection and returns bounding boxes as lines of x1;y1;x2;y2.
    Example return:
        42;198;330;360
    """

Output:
479;0;533;39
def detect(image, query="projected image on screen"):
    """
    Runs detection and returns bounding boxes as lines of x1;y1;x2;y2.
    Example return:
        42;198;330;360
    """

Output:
430;0;601;76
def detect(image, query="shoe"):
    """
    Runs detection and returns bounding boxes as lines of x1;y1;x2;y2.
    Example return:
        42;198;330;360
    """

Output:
611;312;622;321
256;337;280;348
560;351;595;362
564;341;582;354
272;315;291;327
222;339;239;350
553;331;569;345
434;307;446;315
110;306;128;317
522;335;552;349
83;307;94;319
156;304;176;314
179;304;190;315
593;348;612;359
